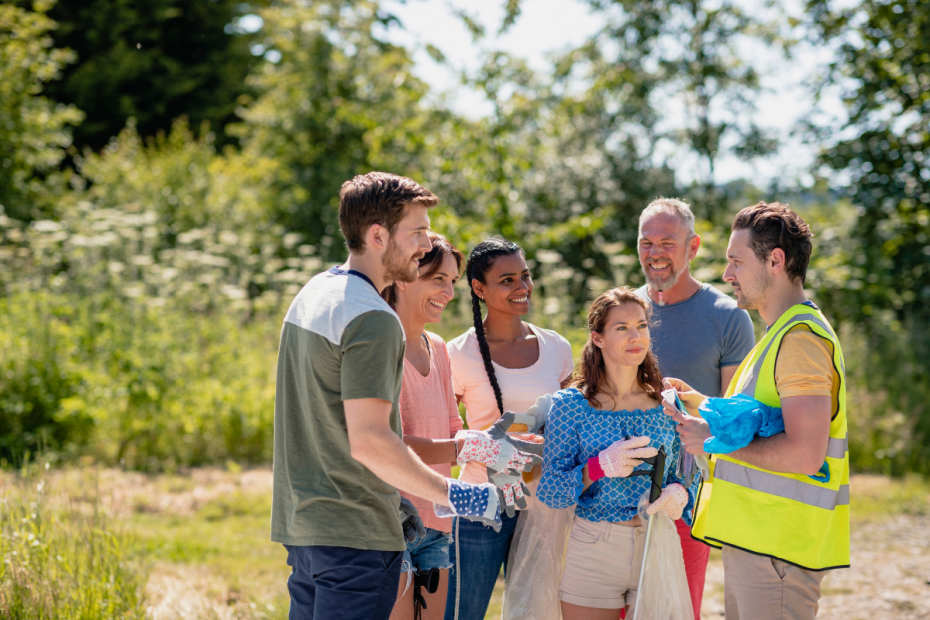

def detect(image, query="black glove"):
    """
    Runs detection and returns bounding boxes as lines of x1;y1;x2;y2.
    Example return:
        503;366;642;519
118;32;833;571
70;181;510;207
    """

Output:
399;497;427;544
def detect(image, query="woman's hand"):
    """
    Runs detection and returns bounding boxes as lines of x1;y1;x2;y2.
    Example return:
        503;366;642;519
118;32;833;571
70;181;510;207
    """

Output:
662;378;706;417
509;432;544;445
646;483;688;520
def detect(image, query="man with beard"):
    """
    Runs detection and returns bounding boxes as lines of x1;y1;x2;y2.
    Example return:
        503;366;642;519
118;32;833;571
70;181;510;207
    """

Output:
271;173;506;620
665;202;849;620
634;197;754;620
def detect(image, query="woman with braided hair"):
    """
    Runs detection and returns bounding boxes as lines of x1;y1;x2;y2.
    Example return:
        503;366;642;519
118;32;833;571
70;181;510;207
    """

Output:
444;238;575;620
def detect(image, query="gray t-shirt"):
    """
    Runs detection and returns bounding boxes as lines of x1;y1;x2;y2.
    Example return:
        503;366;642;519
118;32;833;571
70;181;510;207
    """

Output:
271;267;407;551
635;283;755;397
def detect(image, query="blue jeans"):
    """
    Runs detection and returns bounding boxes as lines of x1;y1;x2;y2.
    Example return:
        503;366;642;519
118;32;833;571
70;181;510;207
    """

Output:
443;512;520;620
401;527;454;573
284;544;403;620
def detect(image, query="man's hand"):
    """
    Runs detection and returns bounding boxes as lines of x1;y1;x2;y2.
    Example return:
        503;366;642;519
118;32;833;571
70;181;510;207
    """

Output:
662;378;707;417
398;497;427;544
663;389;712;458
434;479;503;532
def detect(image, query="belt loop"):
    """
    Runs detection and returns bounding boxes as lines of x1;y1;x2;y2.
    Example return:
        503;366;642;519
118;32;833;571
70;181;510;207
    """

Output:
605;521;611;542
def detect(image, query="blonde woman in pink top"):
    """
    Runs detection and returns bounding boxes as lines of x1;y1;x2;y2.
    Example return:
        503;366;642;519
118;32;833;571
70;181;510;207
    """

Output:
382;232;466;620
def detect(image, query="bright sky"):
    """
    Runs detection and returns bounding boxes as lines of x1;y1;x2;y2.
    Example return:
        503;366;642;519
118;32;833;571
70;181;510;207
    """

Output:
380;0;844;189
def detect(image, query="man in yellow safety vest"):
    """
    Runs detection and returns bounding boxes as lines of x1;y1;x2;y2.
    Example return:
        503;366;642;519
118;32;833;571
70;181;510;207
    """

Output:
663;202;849;620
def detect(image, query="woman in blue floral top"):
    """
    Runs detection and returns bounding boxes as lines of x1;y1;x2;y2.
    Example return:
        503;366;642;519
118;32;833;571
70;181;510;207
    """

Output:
538;287;695;620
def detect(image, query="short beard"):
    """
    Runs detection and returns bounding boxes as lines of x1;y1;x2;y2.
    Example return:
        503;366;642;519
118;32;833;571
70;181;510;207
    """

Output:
643;262;683;292
736;271;771;310
382;239;419;283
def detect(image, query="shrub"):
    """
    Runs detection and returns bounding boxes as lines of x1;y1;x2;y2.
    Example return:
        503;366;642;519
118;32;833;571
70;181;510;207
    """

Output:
0;466;147;618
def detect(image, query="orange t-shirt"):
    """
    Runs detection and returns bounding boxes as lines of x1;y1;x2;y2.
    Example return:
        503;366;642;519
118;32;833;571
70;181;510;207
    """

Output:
774;325;839;410
398;332;464;532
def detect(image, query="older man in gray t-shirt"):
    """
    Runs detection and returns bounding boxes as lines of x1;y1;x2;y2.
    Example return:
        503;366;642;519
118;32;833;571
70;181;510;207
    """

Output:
632;197;754;620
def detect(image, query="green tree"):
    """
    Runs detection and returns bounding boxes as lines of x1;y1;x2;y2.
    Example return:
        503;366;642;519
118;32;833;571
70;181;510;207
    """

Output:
584;0;786;218
0;0;83;221
233;0;435;261
808;0;930;473
39;0;260;152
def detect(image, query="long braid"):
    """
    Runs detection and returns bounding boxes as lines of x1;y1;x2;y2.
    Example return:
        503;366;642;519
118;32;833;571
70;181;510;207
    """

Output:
465;238;522;417
472;288;505;415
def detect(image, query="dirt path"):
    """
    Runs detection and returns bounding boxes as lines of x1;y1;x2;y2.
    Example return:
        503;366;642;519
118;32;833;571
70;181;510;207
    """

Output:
700;514;930;619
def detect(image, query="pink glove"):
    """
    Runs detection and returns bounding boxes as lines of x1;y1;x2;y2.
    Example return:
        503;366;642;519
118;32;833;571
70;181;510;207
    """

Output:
587;436;658;481
456;430;540;473
646;483;688;520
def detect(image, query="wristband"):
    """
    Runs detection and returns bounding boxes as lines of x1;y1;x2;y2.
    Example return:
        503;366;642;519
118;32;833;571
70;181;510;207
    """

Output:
587;455;606;482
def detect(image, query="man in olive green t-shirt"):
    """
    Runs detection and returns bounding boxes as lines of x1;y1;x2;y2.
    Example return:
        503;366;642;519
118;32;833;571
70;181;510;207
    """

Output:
271;173;504;620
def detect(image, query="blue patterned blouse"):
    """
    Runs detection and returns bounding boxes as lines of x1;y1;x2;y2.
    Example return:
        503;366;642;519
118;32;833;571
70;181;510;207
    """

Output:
538;388;695;524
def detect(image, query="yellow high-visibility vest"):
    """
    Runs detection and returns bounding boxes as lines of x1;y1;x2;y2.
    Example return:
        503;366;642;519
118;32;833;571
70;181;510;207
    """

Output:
690;303;850;570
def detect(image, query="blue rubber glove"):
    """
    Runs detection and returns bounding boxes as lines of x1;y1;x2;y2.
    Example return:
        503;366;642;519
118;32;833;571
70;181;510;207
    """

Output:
434;479;502;532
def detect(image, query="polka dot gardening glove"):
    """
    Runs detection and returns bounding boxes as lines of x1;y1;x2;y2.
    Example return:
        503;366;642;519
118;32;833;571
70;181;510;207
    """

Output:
645;483;689;520
456;412;543;473
587;436;659;481
488;466;531;518
434;479;502;532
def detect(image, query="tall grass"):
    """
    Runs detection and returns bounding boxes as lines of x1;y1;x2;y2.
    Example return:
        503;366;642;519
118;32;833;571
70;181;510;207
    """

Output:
0;465;147;618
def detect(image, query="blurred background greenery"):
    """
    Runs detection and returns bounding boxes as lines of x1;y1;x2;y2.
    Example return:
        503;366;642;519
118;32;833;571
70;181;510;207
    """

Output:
0;0;928;480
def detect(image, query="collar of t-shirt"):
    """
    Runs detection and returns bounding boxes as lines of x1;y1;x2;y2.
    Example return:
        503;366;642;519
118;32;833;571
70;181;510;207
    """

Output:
328;266;380;294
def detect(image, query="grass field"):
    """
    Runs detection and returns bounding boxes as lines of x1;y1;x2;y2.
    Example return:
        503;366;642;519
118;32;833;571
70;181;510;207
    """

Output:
1;465;928;619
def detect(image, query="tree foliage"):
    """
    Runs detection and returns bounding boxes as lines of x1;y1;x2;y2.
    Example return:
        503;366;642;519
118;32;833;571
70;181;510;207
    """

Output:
39;0;259;151
808;0;930;473
232;0;434;261
584;0;787;218
0;0;82;221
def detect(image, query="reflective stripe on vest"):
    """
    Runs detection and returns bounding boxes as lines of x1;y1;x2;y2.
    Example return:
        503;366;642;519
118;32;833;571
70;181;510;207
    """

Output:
690;303;851;571
714;460;850;510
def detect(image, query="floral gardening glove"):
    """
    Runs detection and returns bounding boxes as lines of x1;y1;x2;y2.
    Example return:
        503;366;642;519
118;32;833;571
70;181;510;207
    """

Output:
488;467;531;518
587;436;658;481
398;497;427;544
645;483;689;520
457;412;543;473
509;394;553;435
434;479;502;532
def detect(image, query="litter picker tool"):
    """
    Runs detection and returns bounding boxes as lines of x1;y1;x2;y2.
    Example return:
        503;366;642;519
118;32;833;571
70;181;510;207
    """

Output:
630;444;666;620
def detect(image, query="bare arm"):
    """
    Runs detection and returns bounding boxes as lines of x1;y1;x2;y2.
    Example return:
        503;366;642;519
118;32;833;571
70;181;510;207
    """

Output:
720;365;739;397
728;395;831;476
668;394;832;476
345;398;450;506
404;436;464;465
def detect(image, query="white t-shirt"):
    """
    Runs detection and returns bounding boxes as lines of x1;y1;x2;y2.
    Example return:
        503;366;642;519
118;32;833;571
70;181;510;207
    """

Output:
448;323;575;483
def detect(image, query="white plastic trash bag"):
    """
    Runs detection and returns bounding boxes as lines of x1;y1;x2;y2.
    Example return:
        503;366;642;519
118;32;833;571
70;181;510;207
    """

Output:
501;477;573;620
633;495;693;620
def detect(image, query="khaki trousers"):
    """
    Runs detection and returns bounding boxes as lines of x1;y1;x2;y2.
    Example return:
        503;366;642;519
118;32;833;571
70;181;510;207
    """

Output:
722;546;826;620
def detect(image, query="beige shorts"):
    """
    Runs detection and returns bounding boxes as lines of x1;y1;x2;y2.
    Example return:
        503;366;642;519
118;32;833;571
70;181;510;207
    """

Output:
559;517;646;610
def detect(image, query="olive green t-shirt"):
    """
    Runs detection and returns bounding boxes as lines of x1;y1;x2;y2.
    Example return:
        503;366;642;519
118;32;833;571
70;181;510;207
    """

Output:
270;267;406;550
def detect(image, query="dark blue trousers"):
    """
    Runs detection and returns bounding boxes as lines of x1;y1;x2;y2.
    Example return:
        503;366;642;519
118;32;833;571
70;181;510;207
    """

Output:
284;544;403;620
